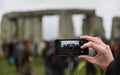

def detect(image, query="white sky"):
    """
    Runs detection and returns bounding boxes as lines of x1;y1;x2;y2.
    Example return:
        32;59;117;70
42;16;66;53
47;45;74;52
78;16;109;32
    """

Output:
0;0;120;40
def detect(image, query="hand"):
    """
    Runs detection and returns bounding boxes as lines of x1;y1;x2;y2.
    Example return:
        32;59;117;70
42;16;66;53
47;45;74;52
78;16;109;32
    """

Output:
79;35;114;71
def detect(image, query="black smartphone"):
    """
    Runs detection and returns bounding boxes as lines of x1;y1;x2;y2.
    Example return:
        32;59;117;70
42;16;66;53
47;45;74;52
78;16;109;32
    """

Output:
55;39;89;56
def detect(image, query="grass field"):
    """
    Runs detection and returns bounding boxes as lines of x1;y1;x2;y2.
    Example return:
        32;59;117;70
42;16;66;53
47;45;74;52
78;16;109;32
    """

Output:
0;56;45;75
0;56;85;75
0;56;102;75
0;57;16;75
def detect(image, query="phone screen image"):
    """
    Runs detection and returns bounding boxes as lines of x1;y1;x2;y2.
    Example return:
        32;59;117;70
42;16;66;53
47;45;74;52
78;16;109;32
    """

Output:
55;39;89;56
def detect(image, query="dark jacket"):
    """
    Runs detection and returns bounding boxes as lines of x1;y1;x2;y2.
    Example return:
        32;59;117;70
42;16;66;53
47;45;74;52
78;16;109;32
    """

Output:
105;44;120;75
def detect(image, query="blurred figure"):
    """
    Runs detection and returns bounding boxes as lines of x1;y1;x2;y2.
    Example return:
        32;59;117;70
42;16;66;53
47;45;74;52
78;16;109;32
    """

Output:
86;62;96;75
49;41;67;75
8;40;16;65
33;40;39;57
19;39;34;75
13;40;23;73
109;39;118;57
42;41;53;75
2;40;9;58
86;48;96;75
42;40;67;75
68;56;78;75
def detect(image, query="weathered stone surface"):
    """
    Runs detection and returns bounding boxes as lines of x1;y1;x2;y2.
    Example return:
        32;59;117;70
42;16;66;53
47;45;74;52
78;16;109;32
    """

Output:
59;11;74;38
32;17;42;41
1;16;12;39
5;9;95;18
23;18;33;39
17;18;24;40
82;15;105;38
111;17;120;39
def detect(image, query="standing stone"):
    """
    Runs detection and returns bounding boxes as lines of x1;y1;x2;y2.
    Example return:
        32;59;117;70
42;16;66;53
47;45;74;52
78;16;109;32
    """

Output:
9;19;17;39
111;17;120;39
82;15;105;38
23;18;33;39
17;18;25;40
32;17;42;42
89;16;105;38
59;11;74;38
1;16;12;39
82;16;91;35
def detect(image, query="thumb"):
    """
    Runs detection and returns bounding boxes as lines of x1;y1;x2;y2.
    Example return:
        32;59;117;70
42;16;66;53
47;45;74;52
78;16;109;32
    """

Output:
79;55;94;64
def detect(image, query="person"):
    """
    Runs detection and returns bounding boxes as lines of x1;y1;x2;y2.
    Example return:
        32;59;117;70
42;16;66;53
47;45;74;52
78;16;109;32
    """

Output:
2;40;9;58
42;40;67;75
79;35;120;75
14;41;23;73
19;39;34;75
42;41;53;75
8;40;16;65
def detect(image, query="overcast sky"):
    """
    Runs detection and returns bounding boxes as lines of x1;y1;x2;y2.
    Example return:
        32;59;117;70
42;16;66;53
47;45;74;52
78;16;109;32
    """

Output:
0;0;120;40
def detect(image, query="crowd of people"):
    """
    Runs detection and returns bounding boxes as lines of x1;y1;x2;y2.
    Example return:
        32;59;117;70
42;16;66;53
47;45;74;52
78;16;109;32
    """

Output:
1;39;36;75
42;40;68;75
1;36;120;75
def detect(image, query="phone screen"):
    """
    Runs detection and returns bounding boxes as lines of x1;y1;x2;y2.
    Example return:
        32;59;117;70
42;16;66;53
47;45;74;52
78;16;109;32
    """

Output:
55;39;89;56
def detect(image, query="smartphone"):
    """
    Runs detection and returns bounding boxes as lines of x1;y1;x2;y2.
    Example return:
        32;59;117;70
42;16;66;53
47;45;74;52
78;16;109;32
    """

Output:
55;39;89;56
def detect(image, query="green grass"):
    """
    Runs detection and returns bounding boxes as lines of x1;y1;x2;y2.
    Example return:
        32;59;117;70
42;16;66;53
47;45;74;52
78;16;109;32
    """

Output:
33;56;45;75
0;56;45;75
0;57;15;75
0;56;103;75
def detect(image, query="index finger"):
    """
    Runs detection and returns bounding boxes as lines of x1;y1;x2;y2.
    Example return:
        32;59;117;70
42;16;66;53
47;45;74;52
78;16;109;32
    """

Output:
80;35;101;44
81;41;102;52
